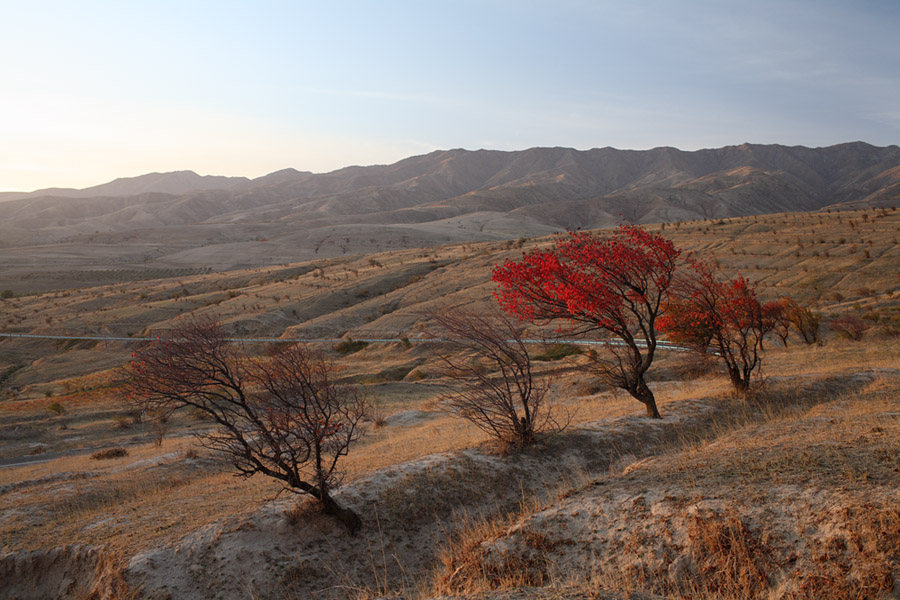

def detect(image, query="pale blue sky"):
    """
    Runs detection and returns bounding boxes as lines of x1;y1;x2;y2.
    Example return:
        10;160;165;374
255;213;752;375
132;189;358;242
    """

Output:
1;0;898;191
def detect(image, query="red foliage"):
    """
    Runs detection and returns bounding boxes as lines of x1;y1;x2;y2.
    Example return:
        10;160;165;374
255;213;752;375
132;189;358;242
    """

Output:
830;314;866;341
492;224;681;418
658;261;766;393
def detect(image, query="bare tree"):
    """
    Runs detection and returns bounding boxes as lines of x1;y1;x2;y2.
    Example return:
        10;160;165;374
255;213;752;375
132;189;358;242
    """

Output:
767;298;793;347
428;307;562;446
124;317;368;533
784;298;821;344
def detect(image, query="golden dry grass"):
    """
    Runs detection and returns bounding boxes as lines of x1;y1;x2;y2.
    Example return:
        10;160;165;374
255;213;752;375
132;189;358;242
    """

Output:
427;359;900;600
3;336;896;558
2;208;899;394
1;210;899;599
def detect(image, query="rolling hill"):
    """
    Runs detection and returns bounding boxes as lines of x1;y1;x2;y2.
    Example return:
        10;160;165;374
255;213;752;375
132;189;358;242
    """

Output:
1;142;899;293
1;207;899;600
1;207;898;390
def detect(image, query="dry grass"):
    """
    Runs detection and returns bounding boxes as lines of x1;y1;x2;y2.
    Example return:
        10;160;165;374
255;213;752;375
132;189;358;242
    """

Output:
0;396;490;556
0;435;272;553
433;516;555;595
90;447;128;460
4;339;896;561
1;211;899;598
428;367;900;600
682;509;776;599
2;208;899;393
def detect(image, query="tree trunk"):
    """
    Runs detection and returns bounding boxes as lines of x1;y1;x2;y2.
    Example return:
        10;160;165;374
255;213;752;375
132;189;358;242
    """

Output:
642;394;662;419
728;368;750;396
320;493;362;534
630;379;662;419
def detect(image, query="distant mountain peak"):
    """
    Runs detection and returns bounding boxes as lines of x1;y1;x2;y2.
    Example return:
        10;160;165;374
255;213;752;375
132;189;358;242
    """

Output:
21;170;250;199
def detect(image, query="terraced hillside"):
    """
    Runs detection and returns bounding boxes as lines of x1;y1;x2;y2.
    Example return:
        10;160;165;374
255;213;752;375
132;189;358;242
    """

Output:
2;142;898;294
1;208;899;392
1;209;899;599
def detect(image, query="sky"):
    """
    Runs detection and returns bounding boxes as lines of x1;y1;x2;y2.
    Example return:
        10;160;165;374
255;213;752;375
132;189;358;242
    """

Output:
1;0;898;191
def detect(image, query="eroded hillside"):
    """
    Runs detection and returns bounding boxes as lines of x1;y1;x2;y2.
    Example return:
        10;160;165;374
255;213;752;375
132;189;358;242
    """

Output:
1;143;898;293
1;208;899;392
1;209;899;599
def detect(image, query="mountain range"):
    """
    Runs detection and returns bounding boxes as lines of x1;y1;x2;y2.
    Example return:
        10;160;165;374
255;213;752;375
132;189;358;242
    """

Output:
1;142;898;292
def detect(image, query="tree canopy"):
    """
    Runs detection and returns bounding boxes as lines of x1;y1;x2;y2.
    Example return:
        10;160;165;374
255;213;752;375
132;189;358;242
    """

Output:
492;224;681;418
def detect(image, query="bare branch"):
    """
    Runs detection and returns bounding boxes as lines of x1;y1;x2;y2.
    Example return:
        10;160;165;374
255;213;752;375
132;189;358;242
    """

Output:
123;316;368;533
427;307;567;446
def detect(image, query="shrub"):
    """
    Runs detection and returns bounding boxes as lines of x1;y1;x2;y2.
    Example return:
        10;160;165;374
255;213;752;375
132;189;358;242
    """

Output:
148;411;169;447
830;315;866;341
91;447;128;460
782;298;821;345
47;401;65;416
533;344;582;361
334;338;368;355
113;414;132;429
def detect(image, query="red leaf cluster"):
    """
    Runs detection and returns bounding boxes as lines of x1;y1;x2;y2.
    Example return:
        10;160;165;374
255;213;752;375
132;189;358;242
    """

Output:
658;260;767;393
491;224;681;418
492;224;680;336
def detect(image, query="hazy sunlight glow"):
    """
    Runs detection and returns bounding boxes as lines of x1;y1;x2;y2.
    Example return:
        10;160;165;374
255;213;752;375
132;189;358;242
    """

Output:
1;0;898;191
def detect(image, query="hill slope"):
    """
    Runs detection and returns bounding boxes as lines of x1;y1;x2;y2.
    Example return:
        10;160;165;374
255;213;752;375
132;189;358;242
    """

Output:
1;208;898;390
1;143;899;293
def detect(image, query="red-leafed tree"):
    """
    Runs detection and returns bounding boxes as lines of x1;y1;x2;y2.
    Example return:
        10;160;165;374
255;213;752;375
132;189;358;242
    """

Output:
765;297;793;347
492;224;681;419
658;261;766;394
124;317;368;533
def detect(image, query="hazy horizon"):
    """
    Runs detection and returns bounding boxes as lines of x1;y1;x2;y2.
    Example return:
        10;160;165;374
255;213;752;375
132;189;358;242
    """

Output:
3;139;897;195
2;1;898;192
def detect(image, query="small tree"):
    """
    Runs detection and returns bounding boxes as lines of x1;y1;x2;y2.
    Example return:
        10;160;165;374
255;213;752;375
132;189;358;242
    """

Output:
125;317;368;533
830;314;866;341
782;297;820;345
493;224;681;418
147;410;169;448
766;298;794;347
428;307;560;446
658;262;766;394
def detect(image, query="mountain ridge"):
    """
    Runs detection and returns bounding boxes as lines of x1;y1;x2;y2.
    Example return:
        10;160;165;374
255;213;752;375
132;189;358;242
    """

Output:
0;170;250;202
1;142;899;292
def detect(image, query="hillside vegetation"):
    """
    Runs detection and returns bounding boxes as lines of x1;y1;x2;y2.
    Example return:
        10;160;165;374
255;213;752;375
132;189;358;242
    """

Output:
0;209;899;599
1;207;898;392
